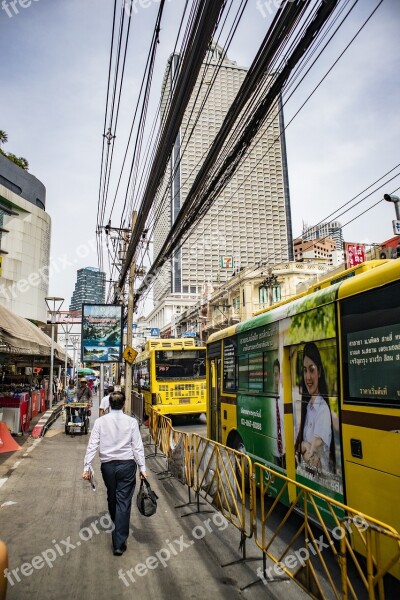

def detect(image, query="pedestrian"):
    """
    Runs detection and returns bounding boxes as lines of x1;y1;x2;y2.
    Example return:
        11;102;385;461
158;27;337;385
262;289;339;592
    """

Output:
99;385;114;416
65;379;76;403
103;379;109;396
82;390;147;556
77;378;92;403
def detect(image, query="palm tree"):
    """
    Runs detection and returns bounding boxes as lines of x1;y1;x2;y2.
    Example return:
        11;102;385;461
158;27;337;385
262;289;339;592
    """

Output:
6;153;29;171
0;130;8;147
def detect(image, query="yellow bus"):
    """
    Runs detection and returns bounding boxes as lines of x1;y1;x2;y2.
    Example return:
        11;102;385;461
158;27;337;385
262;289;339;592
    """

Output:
206;259;400;542
133;338;206;418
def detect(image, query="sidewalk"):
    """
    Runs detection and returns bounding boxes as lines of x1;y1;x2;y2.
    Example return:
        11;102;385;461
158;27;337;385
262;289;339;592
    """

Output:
0;398;307;600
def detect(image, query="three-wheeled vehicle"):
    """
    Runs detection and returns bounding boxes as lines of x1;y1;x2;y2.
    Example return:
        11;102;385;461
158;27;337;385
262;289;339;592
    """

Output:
64;402;91;435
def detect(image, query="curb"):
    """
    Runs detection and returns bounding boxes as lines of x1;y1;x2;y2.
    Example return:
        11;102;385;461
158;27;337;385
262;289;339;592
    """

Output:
31;404;64;438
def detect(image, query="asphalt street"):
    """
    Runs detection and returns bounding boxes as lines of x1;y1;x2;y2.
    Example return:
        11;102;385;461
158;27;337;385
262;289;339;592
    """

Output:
0;395;307;600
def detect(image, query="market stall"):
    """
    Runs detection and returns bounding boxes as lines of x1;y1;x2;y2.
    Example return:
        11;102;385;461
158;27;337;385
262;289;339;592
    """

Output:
0;304;72;433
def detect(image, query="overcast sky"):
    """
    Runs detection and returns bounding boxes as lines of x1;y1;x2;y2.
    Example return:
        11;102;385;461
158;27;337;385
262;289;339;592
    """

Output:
1;0;399;313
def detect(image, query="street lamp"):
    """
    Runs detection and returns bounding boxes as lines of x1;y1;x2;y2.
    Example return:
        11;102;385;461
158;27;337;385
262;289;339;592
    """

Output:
45;297;64;409
384;194;400;235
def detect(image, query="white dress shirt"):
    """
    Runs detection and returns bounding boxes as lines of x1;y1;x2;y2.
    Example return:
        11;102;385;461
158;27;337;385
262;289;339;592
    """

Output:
99;394;110;413
84;410;146;473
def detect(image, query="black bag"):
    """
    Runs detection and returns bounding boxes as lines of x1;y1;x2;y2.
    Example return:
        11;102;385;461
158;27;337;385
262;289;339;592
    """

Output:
137;478;158;517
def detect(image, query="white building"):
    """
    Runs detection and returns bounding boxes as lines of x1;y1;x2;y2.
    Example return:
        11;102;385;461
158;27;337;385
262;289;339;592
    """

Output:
0;155;51;323
149;44;293;330
302;220;344;251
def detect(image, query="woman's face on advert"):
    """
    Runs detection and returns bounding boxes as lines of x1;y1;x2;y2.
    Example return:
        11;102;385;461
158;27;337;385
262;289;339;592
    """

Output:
303;355;320;397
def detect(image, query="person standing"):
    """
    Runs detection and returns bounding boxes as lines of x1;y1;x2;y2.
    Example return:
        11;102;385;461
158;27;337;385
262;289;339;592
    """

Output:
65;379;76;403
99;385;114;416
82;391;147;555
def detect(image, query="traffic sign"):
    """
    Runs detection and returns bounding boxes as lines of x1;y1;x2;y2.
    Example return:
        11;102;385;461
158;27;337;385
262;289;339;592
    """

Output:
183;331;197;338
123;346;137;364
150;328;160;337
392;220;400;235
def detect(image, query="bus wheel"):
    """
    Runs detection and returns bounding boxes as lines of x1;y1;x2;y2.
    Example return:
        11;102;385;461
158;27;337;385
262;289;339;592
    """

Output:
228;432;250;491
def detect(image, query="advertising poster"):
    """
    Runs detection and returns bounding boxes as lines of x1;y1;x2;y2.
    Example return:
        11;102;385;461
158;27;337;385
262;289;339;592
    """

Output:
291;340;343;497
81;304;123;363
236;322;285;469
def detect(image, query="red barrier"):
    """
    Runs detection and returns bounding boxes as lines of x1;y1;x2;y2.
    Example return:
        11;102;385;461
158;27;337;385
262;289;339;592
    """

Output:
31;391;39;418
0;422;22;453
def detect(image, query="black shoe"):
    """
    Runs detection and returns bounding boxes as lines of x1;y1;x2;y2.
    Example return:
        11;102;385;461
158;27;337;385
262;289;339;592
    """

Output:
113;544;127;556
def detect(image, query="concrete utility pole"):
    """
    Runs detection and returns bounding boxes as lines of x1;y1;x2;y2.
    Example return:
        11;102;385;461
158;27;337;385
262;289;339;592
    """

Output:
125;211;137;416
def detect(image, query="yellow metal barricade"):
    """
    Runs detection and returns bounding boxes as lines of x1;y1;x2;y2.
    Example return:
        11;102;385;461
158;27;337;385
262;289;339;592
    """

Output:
168;428;193;487
148;408;172;457
253;462;400;600
191;434;253;539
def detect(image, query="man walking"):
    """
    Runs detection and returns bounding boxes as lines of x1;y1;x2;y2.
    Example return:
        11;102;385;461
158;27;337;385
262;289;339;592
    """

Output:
99;385;114;417
82;391;147;556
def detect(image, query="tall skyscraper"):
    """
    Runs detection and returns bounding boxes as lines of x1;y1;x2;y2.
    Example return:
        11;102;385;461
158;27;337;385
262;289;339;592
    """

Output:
69;267;106;311
150;44;293;328
302;221;344;251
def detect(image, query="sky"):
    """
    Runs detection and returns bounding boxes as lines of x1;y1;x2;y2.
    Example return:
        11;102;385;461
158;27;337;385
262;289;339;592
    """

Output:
0;0;399;315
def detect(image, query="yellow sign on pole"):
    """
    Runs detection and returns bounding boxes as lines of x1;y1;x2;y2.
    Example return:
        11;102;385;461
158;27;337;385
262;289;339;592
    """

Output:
123;346;137;364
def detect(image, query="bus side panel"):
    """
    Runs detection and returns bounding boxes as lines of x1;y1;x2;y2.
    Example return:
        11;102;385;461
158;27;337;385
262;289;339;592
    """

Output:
220;400;237;447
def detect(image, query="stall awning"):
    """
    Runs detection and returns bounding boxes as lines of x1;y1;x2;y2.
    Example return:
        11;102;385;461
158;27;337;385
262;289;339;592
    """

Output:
0;303;70;364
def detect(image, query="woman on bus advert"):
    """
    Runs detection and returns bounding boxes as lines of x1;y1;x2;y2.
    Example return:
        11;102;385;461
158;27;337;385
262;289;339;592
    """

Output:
294;342;342;495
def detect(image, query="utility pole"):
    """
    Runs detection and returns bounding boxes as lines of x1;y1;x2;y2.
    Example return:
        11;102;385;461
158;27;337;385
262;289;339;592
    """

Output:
125;211;137;416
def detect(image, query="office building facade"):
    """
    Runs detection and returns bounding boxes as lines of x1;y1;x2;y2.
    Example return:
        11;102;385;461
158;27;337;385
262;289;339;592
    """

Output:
0;154;51;323
69;267;106;311
302;220;344;251
151;44;293;326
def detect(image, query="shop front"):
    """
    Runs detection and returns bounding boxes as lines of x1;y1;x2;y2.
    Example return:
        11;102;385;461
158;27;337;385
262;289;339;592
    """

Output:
0;304;71;434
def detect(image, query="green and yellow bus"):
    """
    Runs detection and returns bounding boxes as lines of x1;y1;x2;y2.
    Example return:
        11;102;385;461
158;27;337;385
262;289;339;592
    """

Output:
206;259;400;541
133;338;206;418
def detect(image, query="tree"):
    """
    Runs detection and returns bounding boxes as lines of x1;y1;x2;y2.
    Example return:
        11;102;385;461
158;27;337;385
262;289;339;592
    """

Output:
0;130;8;147
0;130;29;170
5;153;29;171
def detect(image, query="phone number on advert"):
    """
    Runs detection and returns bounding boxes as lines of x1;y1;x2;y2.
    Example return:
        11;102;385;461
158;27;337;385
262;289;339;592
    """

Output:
241;418;261;430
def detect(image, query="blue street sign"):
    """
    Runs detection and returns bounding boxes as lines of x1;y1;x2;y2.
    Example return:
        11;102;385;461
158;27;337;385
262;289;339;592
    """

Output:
150;328;160;337
183;331;196;338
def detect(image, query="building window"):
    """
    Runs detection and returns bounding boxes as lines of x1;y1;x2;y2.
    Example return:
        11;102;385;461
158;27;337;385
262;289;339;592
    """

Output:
259;286;268;305
272;285;281;303
232;296;240;310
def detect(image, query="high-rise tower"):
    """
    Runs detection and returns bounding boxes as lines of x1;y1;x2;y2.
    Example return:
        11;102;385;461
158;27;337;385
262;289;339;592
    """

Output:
150;44;293;328
69;267;106;311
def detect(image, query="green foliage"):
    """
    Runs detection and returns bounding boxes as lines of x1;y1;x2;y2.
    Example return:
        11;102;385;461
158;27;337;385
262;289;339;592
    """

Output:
5;153;29;171
0;130;29;170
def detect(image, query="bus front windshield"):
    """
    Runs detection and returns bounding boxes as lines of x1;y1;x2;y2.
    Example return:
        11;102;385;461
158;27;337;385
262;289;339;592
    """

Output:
155;350;206;380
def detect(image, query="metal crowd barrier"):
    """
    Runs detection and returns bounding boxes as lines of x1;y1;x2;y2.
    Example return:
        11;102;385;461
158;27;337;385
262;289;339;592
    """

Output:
131;390;144;425
252;462;400;600
191;433;253;541
145;408;400;598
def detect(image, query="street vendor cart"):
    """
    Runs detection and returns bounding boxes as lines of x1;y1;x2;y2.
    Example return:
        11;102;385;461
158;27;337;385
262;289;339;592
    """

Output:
64;402;91;435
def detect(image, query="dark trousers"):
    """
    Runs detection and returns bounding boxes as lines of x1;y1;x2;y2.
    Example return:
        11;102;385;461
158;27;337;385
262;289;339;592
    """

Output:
101;460;137;551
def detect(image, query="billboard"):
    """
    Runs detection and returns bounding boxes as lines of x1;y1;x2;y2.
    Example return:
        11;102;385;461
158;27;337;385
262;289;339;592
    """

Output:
344;242;366;269
81;304;123;363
